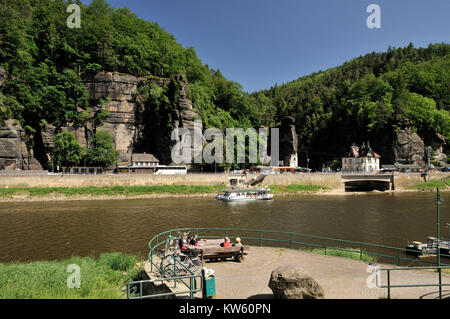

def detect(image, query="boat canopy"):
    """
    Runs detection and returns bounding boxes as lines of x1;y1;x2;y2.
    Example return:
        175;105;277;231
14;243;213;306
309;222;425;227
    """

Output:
221;189;271;194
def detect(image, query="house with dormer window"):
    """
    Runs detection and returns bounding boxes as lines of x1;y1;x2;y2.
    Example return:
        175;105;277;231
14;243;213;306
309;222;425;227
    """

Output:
342;142;381;173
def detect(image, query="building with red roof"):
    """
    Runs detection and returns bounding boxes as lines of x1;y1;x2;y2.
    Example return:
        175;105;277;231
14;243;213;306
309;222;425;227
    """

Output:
342;142;381;173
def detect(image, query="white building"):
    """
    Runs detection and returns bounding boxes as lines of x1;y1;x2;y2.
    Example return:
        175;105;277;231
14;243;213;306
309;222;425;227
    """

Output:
131;153;159;167
342;142;381;173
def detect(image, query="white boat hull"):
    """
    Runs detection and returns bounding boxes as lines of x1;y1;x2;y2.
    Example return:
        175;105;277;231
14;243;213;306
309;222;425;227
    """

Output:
217;189;274;202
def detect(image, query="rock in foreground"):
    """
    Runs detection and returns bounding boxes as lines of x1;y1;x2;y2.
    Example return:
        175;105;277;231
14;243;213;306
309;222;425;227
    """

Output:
268;264;325;299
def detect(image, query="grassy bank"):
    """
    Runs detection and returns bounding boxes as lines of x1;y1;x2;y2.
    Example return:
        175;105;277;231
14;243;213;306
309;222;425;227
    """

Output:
0;253;139;299
408;177;450;191
269;184;330;193
309;247;377;263
0;184;330;200
0;185;226;199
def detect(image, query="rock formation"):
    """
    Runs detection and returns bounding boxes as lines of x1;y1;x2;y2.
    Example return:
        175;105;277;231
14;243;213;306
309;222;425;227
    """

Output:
278;116;298;167
38;72;201;168
0;67;447;170
393;127;426;166
0;120;22;170
424;131;448;164
268;264;324;299
0;119;42;170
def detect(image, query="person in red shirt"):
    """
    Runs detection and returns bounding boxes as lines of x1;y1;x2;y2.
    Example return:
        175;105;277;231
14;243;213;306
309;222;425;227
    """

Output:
220;237;231;248
189;234;200;246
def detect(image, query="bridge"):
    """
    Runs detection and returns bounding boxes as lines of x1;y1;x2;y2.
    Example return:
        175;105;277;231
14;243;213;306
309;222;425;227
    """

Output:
341;173;394;192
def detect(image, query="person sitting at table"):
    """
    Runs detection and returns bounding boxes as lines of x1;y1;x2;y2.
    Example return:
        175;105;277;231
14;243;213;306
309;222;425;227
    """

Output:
189;234;200;246
179;232;189;251
220;237;231;248
232;237;242;247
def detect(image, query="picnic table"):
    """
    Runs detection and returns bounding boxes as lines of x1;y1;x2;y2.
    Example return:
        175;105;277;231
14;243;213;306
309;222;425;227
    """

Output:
186;239;250;264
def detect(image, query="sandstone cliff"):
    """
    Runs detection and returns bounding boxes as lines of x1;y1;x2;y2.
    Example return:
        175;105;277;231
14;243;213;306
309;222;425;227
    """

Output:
0;68;447;170
38;72;201;168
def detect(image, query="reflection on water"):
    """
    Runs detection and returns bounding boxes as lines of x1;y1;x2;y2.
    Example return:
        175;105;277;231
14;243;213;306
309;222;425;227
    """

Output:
0;192;449;263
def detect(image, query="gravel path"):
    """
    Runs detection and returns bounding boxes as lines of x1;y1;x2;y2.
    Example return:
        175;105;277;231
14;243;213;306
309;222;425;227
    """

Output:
204;247;450;299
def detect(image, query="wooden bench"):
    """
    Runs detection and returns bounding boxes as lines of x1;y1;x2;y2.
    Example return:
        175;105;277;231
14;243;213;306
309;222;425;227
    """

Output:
199;245;249;264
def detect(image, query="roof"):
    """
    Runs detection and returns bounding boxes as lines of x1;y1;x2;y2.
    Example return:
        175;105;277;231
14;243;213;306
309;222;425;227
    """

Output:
221;189;270;193
131;153;159;162
345;144;359;157
345;142;381;158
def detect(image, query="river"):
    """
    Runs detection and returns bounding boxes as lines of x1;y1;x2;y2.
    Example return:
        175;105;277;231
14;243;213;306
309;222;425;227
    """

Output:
1;192;449;263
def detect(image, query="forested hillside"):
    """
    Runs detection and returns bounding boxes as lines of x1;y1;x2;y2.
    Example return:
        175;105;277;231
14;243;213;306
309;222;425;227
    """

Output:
0;0;449;169
252;43;450;167
0;0;254;132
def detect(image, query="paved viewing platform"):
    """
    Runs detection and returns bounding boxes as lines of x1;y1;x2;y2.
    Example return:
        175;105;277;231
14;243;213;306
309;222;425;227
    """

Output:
148;247;450;299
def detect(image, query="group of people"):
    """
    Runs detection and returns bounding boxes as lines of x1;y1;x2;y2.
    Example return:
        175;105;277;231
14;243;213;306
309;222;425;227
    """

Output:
220;236;242;247
178;232;200;251
178;232;242;252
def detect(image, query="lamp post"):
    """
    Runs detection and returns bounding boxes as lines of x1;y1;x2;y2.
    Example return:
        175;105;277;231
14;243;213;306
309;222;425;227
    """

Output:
436;188;444;299
299;150;309;169
436;188;444;267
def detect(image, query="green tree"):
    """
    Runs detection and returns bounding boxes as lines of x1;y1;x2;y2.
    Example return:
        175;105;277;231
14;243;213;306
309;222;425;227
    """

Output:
52;131;83;168
86;131;119;167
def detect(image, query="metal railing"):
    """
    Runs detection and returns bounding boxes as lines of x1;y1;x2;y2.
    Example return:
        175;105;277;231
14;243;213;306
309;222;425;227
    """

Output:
128;227;450;299
376;266;450;299
127;274;202;299
149;228;450;266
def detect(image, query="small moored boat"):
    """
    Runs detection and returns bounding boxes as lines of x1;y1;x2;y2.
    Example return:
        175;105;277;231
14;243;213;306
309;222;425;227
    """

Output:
216;188;274;202
406;237;450;257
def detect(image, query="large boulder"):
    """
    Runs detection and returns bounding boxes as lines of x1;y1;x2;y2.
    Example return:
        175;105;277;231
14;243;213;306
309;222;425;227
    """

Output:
268;264;324;299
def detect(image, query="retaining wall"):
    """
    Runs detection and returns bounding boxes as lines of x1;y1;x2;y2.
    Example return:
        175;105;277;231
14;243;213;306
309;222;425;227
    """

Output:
0;172;448;190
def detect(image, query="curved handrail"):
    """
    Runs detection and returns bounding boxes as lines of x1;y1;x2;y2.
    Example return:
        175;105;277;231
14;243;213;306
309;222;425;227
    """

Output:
147;227;450;272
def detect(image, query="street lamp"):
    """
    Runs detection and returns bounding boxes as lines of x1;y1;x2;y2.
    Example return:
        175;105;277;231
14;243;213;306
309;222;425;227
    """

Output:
299;150;309;169
436;188;444;267
436;188;444;299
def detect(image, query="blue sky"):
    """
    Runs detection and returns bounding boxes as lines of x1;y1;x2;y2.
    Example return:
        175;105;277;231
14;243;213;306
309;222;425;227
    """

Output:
82;0;450;92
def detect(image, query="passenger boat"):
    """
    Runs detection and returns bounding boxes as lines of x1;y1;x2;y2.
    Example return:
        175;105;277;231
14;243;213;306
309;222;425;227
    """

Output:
216;188;274;202
405;237;450;257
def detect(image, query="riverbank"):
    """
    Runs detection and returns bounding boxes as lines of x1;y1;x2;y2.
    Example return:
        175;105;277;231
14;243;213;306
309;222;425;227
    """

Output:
1;183;449;202
3;247;444;299
0;247;376;299
0;184;331;202
0;253;139;299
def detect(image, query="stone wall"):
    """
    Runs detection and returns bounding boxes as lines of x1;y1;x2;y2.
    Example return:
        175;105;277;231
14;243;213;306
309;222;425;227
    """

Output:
1;172;445;190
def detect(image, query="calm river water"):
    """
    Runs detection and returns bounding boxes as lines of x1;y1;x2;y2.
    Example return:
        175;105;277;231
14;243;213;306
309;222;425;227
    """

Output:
1;192;450;263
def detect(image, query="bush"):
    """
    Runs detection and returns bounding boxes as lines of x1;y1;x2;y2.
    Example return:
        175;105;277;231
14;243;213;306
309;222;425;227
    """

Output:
96;253;137;271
